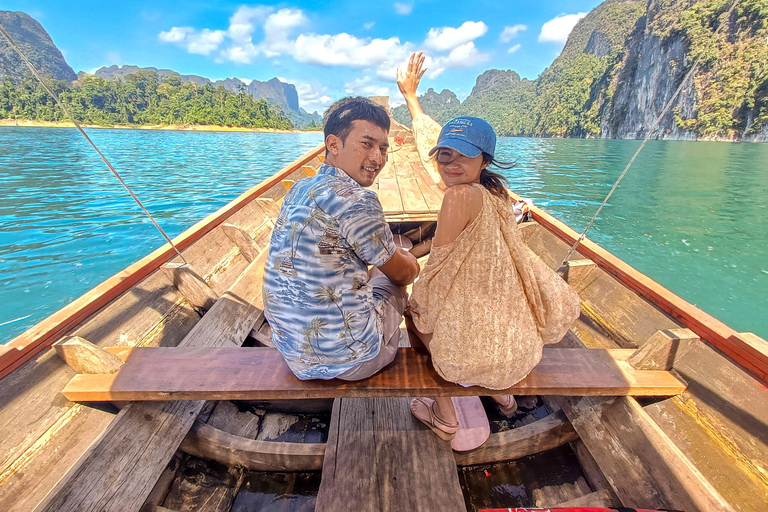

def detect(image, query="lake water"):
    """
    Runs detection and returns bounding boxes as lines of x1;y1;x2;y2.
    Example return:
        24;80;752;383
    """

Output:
1;128;766;343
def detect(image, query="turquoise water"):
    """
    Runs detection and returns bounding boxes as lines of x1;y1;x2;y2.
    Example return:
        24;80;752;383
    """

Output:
1;129;766;343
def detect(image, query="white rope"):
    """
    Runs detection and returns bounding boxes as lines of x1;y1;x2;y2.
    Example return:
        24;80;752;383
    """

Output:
0;23;188;264
558;0;740;272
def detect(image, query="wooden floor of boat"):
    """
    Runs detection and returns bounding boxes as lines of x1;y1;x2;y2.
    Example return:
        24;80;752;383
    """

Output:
375;125;443;222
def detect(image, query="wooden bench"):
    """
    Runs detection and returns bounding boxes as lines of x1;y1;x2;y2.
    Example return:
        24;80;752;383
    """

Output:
60;346;686;402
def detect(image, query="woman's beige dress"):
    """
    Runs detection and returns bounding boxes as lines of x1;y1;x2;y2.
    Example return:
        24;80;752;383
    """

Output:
408;114;581;390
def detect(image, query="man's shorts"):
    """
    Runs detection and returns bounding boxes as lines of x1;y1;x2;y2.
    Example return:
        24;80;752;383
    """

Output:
337;273;408;381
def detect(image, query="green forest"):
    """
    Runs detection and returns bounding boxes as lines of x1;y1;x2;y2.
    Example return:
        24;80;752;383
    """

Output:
0;71;296;129
392;0;768;140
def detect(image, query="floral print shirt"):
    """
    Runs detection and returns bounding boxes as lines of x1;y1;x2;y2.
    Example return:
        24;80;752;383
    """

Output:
263;164;396;380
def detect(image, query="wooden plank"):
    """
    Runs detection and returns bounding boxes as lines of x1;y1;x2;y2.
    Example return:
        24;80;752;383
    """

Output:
410;162;444;212
642;340;768;511
0;305;200;512
1;143;324;380
180;420;325;471
397;176;430;214
315;397;466;512
377;177;404;214
61;348;686;402
558;394;734;512
513;192;768;380
35;254;268;512
453;410;578;466
140;453;184;512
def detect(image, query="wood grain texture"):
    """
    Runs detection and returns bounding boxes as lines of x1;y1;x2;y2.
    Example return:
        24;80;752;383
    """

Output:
453;410;578;466
53;336;124;374
315;397;466;512
61;348;686;402
180;420;325;471
557;394;735;512
36;255;268;512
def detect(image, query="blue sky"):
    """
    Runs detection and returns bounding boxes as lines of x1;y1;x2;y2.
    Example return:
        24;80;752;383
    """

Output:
4;0;604;112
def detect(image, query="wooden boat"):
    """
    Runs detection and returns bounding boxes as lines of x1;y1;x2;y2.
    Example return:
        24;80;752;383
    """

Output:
1;107;766;512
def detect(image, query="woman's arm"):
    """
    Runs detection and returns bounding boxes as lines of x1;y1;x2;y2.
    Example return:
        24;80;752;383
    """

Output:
397;51;427;119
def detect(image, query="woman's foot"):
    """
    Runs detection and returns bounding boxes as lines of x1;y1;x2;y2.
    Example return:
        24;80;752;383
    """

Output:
493;395;518;418
410;397;459;441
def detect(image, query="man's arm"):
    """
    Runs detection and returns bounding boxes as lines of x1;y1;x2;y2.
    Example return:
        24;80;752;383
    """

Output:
377;247;419;286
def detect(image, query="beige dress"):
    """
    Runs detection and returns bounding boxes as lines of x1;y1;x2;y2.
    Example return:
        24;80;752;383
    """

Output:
408;114;581;390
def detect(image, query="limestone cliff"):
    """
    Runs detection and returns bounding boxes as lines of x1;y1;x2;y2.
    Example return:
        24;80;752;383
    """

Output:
0;11;76;83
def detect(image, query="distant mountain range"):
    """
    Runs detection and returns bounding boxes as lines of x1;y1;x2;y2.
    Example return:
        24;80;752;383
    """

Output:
4;2;767;140
92;65;321;128
0;11;76;82
392;0;768;142
0;10;319;128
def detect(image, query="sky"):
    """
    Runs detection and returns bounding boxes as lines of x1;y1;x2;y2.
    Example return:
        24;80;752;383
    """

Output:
4;0;604;113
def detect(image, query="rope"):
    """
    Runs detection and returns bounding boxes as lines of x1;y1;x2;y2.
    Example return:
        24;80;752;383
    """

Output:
0;24;188;264
558;0;740;273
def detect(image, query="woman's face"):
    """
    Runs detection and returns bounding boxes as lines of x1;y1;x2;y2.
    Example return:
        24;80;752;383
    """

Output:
435;148;486;187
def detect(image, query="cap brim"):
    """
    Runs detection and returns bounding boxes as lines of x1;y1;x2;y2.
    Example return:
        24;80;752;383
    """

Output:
428;139;483;159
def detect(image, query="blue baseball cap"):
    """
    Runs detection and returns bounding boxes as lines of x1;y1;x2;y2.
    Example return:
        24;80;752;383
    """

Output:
428;117;496;159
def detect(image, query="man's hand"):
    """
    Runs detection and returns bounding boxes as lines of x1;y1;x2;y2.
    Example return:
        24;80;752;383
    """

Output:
377;247;420;286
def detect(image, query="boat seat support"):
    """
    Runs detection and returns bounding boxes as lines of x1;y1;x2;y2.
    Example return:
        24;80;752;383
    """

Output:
161;262;218;314
53;336;124;375
628;328;699;371
220;223;261;263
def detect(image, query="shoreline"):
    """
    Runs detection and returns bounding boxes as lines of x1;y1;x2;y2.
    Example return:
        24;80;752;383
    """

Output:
0;119;316;133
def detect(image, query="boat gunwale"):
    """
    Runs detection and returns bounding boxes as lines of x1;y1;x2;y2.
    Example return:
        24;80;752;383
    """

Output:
0;142;326;380
512;191;768;383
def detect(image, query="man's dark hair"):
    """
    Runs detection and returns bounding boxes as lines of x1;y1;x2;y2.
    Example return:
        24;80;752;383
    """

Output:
323;97;390;143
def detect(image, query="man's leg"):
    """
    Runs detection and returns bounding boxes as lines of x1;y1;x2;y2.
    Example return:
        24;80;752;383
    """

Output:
337;273;407;381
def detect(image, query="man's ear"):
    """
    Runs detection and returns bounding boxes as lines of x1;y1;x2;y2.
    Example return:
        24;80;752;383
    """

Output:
325;134;342;156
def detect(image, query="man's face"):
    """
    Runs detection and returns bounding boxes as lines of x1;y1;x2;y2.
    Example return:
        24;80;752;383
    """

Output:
326;120;389;187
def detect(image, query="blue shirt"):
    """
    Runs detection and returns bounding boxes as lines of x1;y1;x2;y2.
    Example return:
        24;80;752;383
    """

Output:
263;164;396;380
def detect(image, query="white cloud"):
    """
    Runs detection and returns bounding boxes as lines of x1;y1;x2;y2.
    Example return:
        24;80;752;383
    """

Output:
158;6;490;108
427;42;489;78
424;21;487;52
345;75;393;98
508;44;521;54
364;22;375;30
262;9;308;56
500;24;526;43
538;13;587;45
158;27;226;55
394;3;413;15
287;78;334;112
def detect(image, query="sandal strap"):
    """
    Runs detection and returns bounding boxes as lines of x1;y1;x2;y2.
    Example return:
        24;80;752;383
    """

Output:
429;402;459;431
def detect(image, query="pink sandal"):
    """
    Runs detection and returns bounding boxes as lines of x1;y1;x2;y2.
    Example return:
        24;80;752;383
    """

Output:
410;397;459;441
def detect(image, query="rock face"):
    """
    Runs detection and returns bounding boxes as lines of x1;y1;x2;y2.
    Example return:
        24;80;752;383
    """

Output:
603;29;698;140
394;0;767;141
0;11;76;82
93;65;320;127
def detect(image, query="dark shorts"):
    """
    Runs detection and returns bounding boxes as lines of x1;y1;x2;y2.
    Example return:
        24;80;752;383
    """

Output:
337;274;408;381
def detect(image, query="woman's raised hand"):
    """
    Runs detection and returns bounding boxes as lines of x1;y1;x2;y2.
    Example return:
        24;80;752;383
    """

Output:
397;51;427;99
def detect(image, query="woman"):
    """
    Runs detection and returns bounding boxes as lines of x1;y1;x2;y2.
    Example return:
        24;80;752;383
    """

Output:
398;52;580;441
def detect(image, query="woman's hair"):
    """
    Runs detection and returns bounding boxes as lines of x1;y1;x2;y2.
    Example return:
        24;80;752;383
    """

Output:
480;153;514;200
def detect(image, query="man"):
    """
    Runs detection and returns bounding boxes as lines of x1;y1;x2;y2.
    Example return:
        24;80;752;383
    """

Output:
263;97;420;381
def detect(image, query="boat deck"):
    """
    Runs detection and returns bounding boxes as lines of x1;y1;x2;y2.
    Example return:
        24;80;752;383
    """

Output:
377;124;443;222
